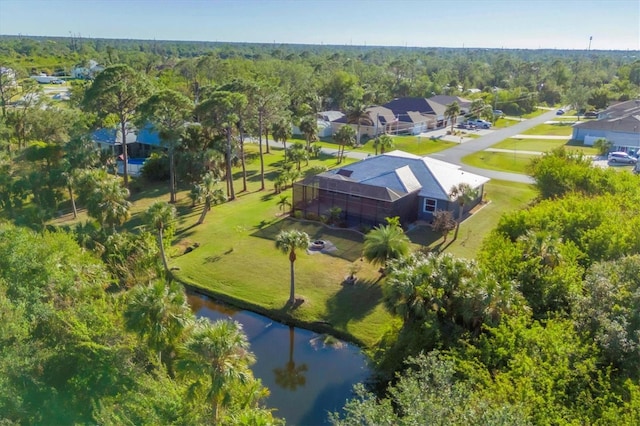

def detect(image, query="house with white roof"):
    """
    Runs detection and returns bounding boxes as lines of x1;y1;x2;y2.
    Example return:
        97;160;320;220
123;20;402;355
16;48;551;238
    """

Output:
292;150;489;227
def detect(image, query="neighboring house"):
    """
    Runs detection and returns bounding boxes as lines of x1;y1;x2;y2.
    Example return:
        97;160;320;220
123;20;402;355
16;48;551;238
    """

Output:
292;150;489;228
331;95;472;138
292;111;344;139
428;95;472;114
572;99;640;152
72;60;104;79
92;124;162;175
331;105;397;139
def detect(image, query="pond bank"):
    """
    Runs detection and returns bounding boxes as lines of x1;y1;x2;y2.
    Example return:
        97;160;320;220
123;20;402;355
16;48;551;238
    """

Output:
179;280;368;348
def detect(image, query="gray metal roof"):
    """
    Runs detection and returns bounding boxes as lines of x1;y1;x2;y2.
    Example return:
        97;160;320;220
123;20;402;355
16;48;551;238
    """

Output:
322;150;489;201
573;99;640;134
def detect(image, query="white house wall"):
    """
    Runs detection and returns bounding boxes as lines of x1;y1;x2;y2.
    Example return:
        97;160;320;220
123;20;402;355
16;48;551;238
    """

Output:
573;128;640;150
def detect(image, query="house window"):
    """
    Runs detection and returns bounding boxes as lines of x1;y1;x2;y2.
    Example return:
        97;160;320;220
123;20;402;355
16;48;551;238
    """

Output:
423;198;437;213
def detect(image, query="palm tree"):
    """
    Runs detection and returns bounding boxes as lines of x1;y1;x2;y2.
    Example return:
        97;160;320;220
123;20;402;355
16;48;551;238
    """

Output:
288;142;308;170
177;318;255;423
449;183;479;240
144;201;176;273
298;115;318;153
444;101;461;133
518;230;563;269
333;125;356;164
193;171;227;225
363;222;410;273
87;177;131;229
277;194;291;215
374;134;395;155
196;90;247;201
275;229;311;304
346;103;373;146
124;280;192;377
271;119;292;154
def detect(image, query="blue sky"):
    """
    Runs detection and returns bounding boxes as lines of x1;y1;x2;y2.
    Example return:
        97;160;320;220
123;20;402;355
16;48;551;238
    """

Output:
1;0;638;50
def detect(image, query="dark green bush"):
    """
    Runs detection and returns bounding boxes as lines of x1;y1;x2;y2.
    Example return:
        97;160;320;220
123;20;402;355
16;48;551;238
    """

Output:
141;152;169;181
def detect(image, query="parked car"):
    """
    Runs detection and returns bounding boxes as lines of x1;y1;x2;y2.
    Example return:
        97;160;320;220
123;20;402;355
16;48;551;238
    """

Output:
466;119;491;129
608;152;638;164
51;79;65;84
556;109;565;115
458;122;476;130
493;109;504;116
584;111;598;118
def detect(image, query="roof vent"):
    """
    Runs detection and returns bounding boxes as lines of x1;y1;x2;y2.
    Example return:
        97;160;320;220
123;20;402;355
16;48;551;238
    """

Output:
337;169;353;177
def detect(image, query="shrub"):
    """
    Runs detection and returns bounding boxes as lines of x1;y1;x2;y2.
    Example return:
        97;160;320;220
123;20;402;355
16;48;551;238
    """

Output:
141;152;169;181
306;212;320;221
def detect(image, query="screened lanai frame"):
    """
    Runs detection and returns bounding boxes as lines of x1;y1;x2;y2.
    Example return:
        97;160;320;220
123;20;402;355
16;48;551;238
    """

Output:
292;174;419;228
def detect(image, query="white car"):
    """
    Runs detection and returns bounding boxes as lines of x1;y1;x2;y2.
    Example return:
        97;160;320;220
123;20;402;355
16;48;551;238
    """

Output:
466;119;491;129
608;152;637;164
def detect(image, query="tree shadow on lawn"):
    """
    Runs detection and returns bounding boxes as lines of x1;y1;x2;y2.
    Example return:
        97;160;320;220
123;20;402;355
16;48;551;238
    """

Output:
324;278;383;329
405;224;443;247
128;181;172;202
251;218;364;262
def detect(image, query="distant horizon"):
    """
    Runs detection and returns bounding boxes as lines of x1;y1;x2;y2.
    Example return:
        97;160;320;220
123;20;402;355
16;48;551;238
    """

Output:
1;0;638;51
1;33;638;53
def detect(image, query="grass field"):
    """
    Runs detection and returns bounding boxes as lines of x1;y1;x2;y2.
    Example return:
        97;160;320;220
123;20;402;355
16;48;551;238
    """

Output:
522;122;574;136
314;134;456;156
462;151;536;174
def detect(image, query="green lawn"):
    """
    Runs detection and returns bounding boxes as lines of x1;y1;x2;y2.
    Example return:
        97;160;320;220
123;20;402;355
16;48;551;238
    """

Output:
491;138;599;155
462;151;536;174
525;108;548;118
521;122;574;136
492;138;566;151
406;180;536;259
314;135;456;156
490;118;522;129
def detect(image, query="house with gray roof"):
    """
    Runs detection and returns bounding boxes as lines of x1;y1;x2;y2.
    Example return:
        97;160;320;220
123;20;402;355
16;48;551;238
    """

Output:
292;150;489;228
330;95;472;139
572;99;640;152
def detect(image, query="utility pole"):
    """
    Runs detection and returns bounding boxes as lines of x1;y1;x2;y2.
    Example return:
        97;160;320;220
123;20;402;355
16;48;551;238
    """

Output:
588;36;592;51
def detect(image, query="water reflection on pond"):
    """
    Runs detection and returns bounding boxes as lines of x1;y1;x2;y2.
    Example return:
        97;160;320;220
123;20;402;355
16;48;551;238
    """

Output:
188;293;371;425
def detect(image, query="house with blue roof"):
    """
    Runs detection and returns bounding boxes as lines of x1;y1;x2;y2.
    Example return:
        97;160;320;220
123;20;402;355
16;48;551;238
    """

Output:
292;150;489;228
92;124;163;176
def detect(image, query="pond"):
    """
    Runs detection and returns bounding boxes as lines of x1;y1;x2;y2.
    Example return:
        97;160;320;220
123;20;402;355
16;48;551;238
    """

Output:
188;293;371;425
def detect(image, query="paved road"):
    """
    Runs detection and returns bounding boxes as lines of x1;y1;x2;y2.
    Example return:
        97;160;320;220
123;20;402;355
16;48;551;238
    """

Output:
426;108;562;183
